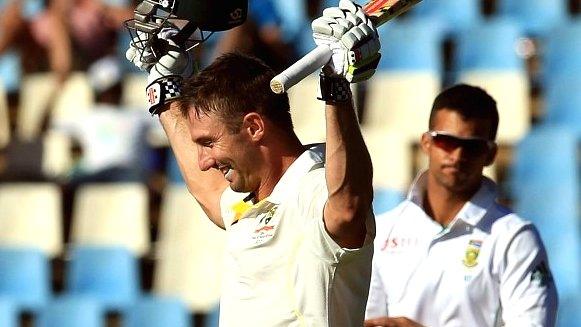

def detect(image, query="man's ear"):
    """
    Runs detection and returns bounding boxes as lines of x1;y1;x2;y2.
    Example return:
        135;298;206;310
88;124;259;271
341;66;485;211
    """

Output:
420;132;431;155
485;143;498;166
242;112;265;142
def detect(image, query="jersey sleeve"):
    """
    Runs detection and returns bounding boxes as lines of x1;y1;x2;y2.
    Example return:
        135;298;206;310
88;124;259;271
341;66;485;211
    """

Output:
500;224;558;326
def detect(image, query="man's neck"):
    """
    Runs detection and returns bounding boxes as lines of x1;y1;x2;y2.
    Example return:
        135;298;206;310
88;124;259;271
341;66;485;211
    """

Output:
254;136;304;201
423;177;476;227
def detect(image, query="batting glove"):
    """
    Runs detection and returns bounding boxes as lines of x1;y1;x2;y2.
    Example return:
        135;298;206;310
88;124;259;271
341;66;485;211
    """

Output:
125;28;196;115
312;0;381;83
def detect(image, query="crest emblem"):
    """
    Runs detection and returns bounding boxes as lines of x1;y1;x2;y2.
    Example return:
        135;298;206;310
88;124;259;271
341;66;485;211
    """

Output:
250;202;279;245
462;240;482;267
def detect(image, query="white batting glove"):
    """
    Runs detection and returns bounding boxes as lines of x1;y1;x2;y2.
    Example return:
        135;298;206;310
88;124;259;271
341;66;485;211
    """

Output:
125;28;196;115
312;0;381;82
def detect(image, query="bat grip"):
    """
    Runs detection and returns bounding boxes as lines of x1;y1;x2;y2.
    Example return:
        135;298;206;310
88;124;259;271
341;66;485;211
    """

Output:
270;45;333;94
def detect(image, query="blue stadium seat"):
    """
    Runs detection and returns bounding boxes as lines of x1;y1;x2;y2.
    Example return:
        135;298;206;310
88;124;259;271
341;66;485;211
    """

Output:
37;295;104;327
377;17;445;73
205;305;220;327
0;247;50;313
166;150;185;184
543;75;581;136
509;126;581;309
0;52;22;93
364;20;443;144
543;20;581;84
0;298;18;327
453;18;530;144
267;0;311;56
497;0;568;37
373;188;404;215
125;296;191;327
66;246;140;312
410;0;482;36
454;18;524;72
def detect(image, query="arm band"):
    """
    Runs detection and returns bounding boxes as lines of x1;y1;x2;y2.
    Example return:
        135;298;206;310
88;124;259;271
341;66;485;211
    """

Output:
317;72;351;103
146;75;183;115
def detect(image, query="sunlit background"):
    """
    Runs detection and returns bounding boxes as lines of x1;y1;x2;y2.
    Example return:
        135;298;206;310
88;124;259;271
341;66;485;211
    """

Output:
0;0;579;326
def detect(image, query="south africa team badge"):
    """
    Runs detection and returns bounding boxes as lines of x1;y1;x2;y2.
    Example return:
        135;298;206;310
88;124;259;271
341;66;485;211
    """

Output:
463;240;482;267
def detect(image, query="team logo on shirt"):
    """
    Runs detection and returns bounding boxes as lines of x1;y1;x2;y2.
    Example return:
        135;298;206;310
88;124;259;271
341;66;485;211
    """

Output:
462;240;482;267
252;203;279;245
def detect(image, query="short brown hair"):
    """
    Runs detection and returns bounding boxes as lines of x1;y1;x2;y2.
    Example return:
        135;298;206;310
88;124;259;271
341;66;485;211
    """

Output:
179;52;293;134
429;84;499;140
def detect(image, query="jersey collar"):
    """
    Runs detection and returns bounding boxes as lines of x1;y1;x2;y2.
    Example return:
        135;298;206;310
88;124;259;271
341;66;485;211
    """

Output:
408;171;499;227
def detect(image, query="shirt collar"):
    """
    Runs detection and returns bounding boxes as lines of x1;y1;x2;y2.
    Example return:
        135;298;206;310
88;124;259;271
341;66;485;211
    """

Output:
408;170;499;226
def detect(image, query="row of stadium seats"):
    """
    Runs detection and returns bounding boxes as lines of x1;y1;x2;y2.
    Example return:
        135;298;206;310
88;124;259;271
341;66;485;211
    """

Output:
4;18;580;148
0;179;402;259
0;246;204;327
291;0;577;58
408;0;571;38
0;184;225;317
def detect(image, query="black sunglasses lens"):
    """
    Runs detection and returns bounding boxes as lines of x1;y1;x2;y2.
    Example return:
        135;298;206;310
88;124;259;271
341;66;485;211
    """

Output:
432;134;489;155
432;134;461;151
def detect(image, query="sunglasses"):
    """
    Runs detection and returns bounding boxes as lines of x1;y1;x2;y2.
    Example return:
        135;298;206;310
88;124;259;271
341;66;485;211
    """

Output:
426;131;495;156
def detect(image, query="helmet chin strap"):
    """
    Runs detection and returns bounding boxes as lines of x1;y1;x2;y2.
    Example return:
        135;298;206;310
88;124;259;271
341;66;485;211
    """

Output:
171;21;199;48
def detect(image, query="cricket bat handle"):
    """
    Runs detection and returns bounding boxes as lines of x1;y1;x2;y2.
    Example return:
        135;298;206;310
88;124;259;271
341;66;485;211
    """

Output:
270;45;332;94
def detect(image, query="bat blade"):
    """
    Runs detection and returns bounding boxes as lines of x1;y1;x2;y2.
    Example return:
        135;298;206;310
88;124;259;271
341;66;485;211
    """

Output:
364;0;422;26
269;0;422;94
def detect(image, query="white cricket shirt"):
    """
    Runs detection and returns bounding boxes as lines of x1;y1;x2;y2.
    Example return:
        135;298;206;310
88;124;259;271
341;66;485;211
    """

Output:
219;144;375;327
365;172;558;326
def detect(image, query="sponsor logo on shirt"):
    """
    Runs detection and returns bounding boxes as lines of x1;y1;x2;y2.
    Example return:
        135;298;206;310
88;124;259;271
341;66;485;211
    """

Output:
251;204;279;245
462;239;482;267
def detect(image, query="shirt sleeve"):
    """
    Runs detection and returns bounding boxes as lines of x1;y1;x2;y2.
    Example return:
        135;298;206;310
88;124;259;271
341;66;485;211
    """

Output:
365;255;388;319
500;224;558;326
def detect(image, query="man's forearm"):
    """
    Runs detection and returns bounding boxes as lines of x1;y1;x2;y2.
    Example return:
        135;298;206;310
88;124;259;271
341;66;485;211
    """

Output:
323;97;374;248
158;104;227;228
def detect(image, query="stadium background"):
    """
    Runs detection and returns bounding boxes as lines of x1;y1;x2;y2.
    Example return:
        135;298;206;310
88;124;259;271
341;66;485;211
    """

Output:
0;0;579;326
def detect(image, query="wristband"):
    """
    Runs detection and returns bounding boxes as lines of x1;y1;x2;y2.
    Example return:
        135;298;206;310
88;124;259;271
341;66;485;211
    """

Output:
317;72;351;103
146;75;183;115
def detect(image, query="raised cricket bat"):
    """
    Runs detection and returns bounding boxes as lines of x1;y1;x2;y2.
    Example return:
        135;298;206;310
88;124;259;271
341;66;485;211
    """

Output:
270;0;423;94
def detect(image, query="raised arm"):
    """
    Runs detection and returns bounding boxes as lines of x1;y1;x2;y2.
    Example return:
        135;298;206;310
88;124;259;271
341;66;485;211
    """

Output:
323;98;373;248
126;29;228;228
158;104;228;228
312;0;381;248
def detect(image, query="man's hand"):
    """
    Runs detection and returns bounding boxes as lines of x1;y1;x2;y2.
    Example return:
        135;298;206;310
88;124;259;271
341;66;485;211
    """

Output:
125;29;196;115
364;316;425;327
312;0;381;82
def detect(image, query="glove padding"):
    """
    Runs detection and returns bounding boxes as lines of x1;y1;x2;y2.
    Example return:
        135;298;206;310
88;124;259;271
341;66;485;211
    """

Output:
312;0;381;82
125;29;196;114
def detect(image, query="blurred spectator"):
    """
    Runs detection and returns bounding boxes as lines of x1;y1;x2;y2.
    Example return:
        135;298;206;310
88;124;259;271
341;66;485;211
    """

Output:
51;56;156;185
0;0;72;84
66;0;133;69
204;0;297;71
0;0;73;146
52;55;160;241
